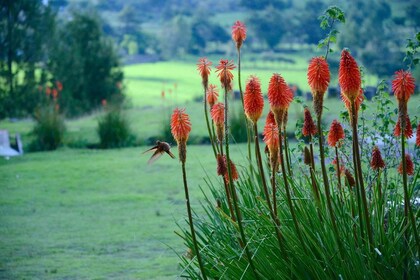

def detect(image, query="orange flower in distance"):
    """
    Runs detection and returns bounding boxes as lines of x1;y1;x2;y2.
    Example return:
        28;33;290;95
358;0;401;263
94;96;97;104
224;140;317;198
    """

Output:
197;57;212;89
211;102;225;142
370;146;385;171
416;123;420;147
307;57;330;95
52;89;58;99
394;115;413;138
398;154;414;176
302;107;317;136
56;81;63;91
45;87;51;96
268;73;293;127
339;49;361;103
206;84;219;108
171;108;191;144
232;21;246;50
244;76;264;124
331;157;345;175
327;120;345;147
215;59;235;91
101;99;107;107
392;70;415;102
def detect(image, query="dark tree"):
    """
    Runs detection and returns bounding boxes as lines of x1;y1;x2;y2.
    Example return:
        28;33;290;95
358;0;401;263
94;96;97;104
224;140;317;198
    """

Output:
48;11;123;116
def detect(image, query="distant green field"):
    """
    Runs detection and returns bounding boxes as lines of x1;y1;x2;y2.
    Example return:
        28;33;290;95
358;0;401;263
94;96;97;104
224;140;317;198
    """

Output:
0;144;253;279
4;52;409;148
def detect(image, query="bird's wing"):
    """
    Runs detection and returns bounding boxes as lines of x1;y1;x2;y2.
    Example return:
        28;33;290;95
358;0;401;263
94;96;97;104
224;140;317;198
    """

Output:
142;145;158;154
148;150;163;165
166;150;176;159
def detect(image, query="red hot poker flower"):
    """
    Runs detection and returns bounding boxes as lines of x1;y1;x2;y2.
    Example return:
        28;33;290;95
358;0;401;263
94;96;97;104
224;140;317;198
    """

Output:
206;84;219;108
231;21;247;50
171;108;192;144
217;155;239;182
327;120;345;147
217;154;227;176
394;115;413;138
263;112;279;151
215;59;235;91
370;146;385;170
171;108;192;163
244;76;264;123
339;49;361;102
398;154;414;176
392;70;415;102
197;57;212;89
268;73;293;127
56;81;63;91
302;107;317;136
307;57;330;95
416;123;420;147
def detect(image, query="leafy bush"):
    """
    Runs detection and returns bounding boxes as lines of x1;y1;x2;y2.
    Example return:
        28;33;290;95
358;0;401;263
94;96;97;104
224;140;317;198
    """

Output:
29;105;66;151
97;108;134;149
229;108;248;143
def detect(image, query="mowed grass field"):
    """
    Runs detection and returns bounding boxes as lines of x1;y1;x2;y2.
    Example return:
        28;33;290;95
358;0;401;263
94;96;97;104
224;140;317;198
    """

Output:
1;55;419;279
0;144;253;279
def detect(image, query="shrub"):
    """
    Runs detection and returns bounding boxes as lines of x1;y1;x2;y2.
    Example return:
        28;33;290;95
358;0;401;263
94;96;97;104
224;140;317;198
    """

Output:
229;107;248;143
29;105;65;151
97;108;134;149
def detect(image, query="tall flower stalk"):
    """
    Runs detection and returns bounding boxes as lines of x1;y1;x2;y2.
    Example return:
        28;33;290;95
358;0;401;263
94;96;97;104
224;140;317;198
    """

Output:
232;21;253;175
267;73;304;244
216;59;260;279
197;58;218;158
171;108;207;280
307;56;343;254
339;49;373;248
392;70;420;258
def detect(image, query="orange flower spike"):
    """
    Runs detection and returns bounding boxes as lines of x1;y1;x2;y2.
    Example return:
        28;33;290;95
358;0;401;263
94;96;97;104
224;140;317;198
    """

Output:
56;81;63;91
206;84;219;108
416;123;420;147
45;87;51;96
197;57;212;89
394;115;413;138
339;49;361;103
232;21;247;50
268;73;293;127
341;88;364;122
370;146;385;170
392;70;415;103
263;112;279;151
307;57;330;95
302;107;317;136
327;120;345;147
215;59;235;91
344;169;356;187
244;76;264;124
171;108;192;163
398;154;414;176
211;103;225;142
224;156;239;182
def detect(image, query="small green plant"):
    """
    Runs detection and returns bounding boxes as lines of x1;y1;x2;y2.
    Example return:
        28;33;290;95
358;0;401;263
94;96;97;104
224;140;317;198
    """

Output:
229;107;248;143
30;105;66;151
97;107;134;149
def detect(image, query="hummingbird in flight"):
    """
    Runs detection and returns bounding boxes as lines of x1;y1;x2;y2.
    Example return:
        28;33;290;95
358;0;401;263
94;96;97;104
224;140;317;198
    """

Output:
142;140;176;164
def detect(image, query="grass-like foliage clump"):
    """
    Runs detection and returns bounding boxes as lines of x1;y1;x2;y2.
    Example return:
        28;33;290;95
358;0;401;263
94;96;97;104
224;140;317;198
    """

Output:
97;106;134;149
168;7;420;280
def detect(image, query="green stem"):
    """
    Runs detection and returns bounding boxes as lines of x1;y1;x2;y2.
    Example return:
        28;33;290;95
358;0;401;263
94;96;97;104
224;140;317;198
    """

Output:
335;147;343;203
284;128;292;176
224;78;259;280
352;136;365;241
219;142;236;222
279;129;305;246
253;123;287;259
317;117;343;257
181;162;207;280
400;115;420;258
309;135;316;172
238;48;254;178
203;87;217;159
351;102;373;249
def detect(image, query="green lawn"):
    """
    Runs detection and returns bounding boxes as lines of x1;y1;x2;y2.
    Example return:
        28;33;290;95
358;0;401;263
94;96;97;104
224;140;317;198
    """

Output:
0;144;251;279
